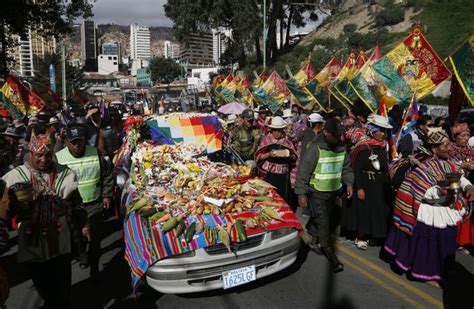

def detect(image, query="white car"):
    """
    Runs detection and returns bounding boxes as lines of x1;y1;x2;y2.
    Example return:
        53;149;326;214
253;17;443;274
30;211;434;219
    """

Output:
145;227;300;293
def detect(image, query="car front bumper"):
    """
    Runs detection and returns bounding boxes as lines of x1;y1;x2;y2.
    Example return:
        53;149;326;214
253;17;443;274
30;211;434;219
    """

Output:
146;230;301;294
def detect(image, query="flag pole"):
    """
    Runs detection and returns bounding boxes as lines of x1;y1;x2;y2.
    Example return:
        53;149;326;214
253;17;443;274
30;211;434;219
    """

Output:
395;91;416;145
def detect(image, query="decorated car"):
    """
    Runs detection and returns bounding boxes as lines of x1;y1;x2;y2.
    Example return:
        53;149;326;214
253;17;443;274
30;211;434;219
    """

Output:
115;113;302;293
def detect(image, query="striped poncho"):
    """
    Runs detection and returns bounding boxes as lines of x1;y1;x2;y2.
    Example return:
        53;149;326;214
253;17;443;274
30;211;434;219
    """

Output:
393;157;458;234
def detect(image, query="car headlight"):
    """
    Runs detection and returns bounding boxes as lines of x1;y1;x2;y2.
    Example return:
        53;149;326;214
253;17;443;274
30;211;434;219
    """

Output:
169;250;196;258
271;228;295;240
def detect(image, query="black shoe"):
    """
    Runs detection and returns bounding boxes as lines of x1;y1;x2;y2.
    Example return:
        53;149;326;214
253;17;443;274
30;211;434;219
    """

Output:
321;247;344;273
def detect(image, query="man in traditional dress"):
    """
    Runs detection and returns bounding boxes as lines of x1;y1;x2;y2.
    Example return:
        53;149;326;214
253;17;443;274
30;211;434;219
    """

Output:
295;118;354;272
2;131;87;308
55;123;114;276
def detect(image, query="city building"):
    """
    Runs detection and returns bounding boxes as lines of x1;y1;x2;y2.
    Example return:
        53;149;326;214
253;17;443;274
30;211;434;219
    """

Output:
136;68;152;87
130;58;150;76
164;40;180;60
98;54;119;75
81;20;98;71
11;28;56;77
130;24;151;60
179;33;214;68
187;67;218;91
102;42;122;62
212;29;231;65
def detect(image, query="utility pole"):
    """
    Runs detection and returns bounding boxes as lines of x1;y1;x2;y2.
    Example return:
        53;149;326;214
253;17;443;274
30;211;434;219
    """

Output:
263;0;266;70
61;43;67;109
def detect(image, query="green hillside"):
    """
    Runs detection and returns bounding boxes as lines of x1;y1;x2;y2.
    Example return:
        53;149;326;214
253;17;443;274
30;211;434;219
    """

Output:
245;0;474;78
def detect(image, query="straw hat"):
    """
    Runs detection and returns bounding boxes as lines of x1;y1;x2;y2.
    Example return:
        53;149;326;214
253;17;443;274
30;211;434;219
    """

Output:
266;116;287;129
367;114;392;129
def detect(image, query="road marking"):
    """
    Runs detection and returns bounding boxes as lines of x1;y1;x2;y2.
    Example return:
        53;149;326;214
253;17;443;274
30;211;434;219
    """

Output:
337;244;443;308
338;255;425;309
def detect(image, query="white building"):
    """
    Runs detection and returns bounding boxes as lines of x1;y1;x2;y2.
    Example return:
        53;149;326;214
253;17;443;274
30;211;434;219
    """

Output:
130;58;150;76
212;29;231;65
164;40;180;60
11;28;56;77
187;67;218;91
98;54;119;75
130;24;151;60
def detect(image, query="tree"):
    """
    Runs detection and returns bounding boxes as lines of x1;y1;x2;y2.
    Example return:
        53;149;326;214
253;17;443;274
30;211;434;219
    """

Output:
31;53;83;103
148;57;181;83
0;1;92;79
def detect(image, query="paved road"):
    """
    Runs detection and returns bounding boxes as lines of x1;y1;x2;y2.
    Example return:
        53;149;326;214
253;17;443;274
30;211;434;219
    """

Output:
4;212;474;309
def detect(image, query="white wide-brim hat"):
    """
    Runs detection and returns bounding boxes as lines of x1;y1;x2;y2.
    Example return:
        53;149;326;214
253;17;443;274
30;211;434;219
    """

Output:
226;114;237;124
308;113;325;123
367;114;392;129
266;116;288;129
282;108;292;118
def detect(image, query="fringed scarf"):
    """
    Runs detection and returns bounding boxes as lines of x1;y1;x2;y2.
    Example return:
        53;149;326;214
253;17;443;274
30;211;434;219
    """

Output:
393;157;458;234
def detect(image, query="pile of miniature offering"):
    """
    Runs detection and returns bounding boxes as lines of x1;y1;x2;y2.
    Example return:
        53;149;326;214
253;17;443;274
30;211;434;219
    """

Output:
126;141;290;249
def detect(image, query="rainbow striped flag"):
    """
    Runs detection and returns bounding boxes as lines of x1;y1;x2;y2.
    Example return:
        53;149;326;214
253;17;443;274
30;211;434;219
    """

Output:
372;27;451;107
146;114;223;153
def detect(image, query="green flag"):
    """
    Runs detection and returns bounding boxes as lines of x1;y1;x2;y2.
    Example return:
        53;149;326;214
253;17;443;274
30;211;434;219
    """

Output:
449;35;474;106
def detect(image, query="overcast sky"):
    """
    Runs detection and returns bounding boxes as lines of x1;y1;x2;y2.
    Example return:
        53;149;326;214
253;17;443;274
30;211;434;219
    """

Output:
90;0;323;32
91;0;173;27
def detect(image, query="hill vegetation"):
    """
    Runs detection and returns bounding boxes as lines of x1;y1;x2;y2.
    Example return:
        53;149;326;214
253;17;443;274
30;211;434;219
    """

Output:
241;0;474;80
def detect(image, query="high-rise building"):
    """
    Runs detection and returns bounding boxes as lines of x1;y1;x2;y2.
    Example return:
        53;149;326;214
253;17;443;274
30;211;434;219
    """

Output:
102;42;122;63
212;29;230;65
164;40;180;60
179;33;214;68
80;20;98;71
130;24;151;60
11;28;56;77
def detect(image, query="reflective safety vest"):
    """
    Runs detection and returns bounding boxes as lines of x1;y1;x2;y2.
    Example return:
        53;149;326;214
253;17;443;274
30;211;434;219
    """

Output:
56;146;101;203
310;148;345;192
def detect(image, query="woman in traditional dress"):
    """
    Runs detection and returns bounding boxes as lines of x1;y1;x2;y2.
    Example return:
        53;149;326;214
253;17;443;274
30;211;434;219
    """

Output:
255;116;297;202
448;122;474;254
343;114;393;249
384;128;474;287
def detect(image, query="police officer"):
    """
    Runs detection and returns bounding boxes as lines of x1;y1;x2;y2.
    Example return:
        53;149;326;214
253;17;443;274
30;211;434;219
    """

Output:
230;109;262;162
55;123;114;276
295;118;354;273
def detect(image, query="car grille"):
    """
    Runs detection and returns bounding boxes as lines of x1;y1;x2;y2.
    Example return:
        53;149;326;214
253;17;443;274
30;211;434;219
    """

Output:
204;234;264;255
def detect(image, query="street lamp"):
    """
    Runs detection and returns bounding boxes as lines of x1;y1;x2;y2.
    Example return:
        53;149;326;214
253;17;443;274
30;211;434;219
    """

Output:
263;0;266;70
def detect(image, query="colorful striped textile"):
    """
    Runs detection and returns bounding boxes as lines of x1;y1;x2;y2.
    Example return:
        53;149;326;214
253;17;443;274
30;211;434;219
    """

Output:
146;114;223;153
123;189;303;289
393;158;457;234
372;28;451;107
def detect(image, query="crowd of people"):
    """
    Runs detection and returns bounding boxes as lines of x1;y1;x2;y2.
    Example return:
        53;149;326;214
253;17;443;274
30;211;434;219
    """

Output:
0;99;472;307
226;104;474;287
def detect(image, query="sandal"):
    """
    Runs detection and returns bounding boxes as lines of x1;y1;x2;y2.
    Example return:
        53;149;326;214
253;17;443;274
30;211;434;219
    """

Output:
355;239;368;250
457;247;470;255
426;280;441;288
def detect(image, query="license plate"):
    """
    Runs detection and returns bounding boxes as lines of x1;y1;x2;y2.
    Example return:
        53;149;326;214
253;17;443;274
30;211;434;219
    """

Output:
222;265;256;289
